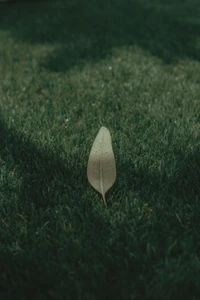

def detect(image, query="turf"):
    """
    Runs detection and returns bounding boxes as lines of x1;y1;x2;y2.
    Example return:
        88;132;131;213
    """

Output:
0;0;200;299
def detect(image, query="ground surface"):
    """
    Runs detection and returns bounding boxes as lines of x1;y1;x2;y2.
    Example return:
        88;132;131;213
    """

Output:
0;0;200;299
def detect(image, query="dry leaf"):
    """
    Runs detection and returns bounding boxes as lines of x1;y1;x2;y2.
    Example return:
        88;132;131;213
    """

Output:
87;126;116;205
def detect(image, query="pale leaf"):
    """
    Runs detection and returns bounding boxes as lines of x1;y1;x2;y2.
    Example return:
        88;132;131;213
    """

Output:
87;126;116;205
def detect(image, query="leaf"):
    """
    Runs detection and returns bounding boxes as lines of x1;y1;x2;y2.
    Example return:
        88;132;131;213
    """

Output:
87;126;116;206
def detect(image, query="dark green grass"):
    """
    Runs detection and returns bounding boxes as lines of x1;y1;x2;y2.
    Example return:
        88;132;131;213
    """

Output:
0;0;200;299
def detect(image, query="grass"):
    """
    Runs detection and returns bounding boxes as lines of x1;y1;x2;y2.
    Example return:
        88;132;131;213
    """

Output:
0;0;200;299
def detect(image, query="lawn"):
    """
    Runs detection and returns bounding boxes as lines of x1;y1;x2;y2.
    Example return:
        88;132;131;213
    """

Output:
0;0;200;299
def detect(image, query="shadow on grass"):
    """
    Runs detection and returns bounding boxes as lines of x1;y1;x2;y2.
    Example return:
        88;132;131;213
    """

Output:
0;112;86;215
0;0;199;72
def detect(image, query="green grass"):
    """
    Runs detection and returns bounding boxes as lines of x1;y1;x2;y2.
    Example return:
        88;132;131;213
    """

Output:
0;0;200;299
